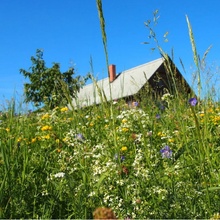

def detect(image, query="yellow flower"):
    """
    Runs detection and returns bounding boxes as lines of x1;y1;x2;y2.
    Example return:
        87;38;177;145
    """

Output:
212;116;220;125
5;128;10;132
41;125;52;131
17;137;22;142
122;119;127;123
63;137;68;143
157;131;162;136
157;132;166;137
43;134;50;139
31;138;37;143
122;127;129;132
60;107;68;112
168;138;174;143
90;123;94;127
210;212;220;219
41;113;50;120
121;146;127;151
208;108;214;113
55;139;60;144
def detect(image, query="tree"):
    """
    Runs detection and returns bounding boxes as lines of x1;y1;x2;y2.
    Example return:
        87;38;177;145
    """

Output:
20;49;87;109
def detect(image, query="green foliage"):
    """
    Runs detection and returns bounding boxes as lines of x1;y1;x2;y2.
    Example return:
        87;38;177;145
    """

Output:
1;3;219;219
20;49;87;109
0;97;220;219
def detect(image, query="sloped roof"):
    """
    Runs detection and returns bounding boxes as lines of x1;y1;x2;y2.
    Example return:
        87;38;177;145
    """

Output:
71;57;164;107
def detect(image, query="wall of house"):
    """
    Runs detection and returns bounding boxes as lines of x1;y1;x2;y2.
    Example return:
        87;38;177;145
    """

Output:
147;64;193;98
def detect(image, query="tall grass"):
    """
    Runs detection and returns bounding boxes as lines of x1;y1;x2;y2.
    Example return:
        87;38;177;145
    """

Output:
0;93;220;219
0;4;220;220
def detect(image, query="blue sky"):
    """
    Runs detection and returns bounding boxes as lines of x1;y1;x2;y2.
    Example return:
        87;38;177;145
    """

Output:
1;0;220;109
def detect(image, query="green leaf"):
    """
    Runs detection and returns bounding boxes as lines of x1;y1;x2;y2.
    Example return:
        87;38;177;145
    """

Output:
95;172;108;192
203;187;220;192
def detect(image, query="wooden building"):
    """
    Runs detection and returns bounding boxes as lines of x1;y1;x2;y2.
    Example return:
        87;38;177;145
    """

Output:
70;57;193;108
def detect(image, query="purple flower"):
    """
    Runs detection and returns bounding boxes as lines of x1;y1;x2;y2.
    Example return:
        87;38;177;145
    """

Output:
159;104;165;111
189;97;197;106
160;145;172;158
121;155;125;162
156;114;161;119
133;101;139;107
75;133;85;141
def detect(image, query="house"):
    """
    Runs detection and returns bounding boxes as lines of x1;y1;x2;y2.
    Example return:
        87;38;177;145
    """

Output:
70;56;193;108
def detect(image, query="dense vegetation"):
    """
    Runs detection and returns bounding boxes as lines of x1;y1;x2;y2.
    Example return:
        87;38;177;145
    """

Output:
0;1;219;219
0;94;220;219
20;49;87;110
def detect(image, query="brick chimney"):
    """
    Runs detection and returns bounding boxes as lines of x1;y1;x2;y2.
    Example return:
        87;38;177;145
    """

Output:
109;64;116;83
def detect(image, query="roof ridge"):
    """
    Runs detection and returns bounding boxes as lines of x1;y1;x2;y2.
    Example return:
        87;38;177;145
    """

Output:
85;57;164;85
118;57;164;75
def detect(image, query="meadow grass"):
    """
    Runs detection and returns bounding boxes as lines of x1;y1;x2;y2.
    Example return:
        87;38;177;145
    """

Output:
0;3;220;219
0;93;220;219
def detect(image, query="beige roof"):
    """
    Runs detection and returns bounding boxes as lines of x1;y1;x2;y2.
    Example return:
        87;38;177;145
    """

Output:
71;57;164;107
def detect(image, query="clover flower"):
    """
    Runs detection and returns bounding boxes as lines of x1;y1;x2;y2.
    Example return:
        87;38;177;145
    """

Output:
160;145;172;158
189;97;197;106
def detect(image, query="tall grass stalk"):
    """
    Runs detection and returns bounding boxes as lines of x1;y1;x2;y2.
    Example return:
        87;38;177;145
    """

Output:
96;0;118;150
96;0;109;68
89;57;108;110
144;11;179;98
186;15;202;98
186;16;216;211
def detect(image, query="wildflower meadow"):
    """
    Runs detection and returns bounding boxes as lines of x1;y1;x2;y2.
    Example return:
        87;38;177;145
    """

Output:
0;2;220;219
0;94;220;219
